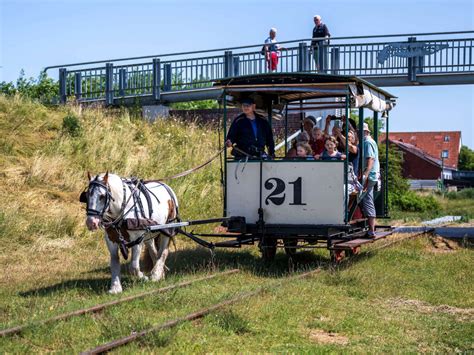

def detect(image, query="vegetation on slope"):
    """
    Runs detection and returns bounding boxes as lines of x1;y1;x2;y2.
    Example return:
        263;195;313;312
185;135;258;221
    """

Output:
0;95;222;287
0;96;472;352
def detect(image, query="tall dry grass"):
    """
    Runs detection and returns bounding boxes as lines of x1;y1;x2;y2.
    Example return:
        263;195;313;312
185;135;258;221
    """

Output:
0;95;222;287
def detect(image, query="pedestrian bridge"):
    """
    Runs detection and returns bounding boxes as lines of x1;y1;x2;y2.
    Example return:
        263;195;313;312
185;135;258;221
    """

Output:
45;31;474;105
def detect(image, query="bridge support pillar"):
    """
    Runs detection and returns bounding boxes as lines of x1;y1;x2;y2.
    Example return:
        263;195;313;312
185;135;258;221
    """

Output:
153;58;161;101
142;105;170;122
59;68;67;104
105;63;114;105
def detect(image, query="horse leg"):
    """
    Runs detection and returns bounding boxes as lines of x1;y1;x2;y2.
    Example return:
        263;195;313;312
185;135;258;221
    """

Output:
129;243;148;281
145;236;159;264
150;235;170;282
105;235;123;294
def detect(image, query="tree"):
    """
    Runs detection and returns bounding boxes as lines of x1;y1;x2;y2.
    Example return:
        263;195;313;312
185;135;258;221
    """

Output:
0;70;59;103
458;145;474;171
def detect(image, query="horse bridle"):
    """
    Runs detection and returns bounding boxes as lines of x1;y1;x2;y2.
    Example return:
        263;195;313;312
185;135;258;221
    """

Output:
80;177;115;218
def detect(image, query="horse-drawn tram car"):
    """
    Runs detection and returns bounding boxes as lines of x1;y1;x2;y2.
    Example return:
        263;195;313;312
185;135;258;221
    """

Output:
151;73;397;263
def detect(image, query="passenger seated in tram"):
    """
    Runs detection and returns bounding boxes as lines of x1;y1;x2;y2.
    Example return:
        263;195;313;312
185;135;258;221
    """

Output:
287;131;310;158
225;97;275;159
310;127;325;156
316;136;347;161
296;142;314;160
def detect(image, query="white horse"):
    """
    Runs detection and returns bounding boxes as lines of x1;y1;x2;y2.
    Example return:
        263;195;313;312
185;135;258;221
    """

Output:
83;172;178;294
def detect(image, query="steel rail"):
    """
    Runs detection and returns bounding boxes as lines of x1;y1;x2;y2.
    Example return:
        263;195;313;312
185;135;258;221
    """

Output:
44;30;474;71
81;268;322;354
0;269;239;338
370;229;434;252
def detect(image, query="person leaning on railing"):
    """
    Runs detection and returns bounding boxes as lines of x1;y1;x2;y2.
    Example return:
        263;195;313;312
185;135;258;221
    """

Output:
263;28;285;72
311;14;331;71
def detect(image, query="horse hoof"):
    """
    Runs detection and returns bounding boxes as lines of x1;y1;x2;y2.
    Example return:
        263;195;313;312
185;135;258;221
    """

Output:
108;286;123;294
150;274;164;282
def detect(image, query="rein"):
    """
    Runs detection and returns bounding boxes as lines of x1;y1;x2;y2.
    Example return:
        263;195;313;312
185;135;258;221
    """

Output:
144;146;225;183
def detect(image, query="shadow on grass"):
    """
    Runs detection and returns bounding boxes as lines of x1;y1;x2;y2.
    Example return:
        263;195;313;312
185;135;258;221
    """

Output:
19;246;330;297
166;246;329;278
19;277;112;297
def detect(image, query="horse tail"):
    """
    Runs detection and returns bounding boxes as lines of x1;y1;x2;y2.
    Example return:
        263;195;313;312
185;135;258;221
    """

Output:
141;241;155;272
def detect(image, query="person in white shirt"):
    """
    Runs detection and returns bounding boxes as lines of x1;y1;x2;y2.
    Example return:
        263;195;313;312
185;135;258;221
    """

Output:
264;28;284;72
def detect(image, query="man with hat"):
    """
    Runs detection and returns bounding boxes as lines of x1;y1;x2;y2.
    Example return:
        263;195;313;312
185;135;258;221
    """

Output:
225;98;275;159
361;122;380;237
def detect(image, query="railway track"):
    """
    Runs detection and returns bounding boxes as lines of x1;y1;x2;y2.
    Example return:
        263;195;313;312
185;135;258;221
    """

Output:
2;227;443;352
81;267;323;354
0;269;239;337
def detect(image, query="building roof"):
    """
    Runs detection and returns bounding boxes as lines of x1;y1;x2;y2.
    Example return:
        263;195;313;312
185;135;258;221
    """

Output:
380;131;461;169
389;139;443;169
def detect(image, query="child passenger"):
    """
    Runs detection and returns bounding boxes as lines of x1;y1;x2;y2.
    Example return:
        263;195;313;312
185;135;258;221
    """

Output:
296;142;314;160
316;136;347;161
310;127;325;155
287;131;310;158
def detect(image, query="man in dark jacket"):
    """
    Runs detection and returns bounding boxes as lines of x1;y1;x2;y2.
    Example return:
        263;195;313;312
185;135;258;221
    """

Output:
311;15;331;71
225;98;275;159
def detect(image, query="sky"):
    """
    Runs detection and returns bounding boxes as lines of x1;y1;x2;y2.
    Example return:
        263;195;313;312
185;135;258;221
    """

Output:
1;0;473;148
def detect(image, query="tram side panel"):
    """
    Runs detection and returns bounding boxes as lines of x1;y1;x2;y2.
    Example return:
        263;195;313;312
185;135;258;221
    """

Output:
226;161;345;226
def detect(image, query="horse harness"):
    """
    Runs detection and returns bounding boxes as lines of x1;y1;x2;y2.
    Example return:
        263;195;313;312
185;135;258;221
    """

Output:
80;177;179;259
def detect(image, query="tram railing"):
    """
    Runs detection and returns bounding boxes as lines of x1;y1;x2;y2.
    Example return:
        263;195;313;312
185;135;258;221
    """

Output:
48;31;474;104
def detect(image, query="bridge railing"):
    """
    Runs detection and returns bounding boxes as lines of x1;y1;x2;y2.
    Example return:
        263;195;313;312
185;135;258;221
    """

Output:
51;31;474;104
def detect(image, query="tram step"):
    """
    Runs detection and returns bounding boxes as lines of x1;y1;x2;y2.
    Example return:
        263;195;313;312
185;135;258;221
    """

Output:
333;231;392;249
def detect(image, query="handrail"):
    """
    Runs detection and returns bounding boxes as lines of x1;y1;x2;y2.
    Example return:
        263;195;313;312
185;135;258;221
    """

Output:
44;30;474;72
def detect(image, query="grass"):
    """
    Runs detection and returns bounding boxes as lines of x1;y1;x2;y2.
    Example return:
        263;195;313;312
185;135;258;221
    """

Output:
390;190;474;224
0;95;472;352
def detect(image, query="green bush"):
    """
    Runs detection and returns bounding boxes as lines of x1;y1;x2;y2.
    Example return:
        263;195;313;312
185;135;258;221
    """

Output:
390;191;440;213
446;188;474;200
62;114;82;137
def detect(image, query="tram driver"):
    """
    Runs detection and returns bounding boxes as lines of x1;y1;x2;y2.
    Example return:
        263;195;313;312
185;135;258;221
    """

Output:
225;97;275;159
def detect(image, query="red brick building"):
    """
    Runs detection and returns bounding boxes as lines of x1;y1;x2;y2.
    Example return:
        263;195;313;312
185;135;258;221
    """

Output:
380;131;462;169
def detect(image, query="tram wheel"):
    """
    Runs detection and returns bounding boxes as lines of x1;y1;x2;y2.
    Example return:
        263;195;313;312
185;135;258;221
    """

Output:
330;249;345;264
284;239;298;257
260;237;277;262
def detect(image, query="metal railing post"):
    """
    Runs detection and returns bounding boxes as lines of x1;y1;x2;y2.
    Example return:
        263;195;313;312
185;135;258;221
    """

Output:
319;43;328;73
59;68;67;104
105;63;114;105
118;69;127;96
233;56;240;76
407;37;417;82
224;51;233;77
74;72;82;100
163;64;172;91
152;58;161;101
358;107;365;182
298;42;308;72
330;47;340;75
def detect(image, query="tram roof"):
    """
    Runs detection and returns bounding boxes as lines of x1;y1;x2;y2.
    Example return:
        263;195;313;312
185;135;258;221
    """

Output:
214;73;396;113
